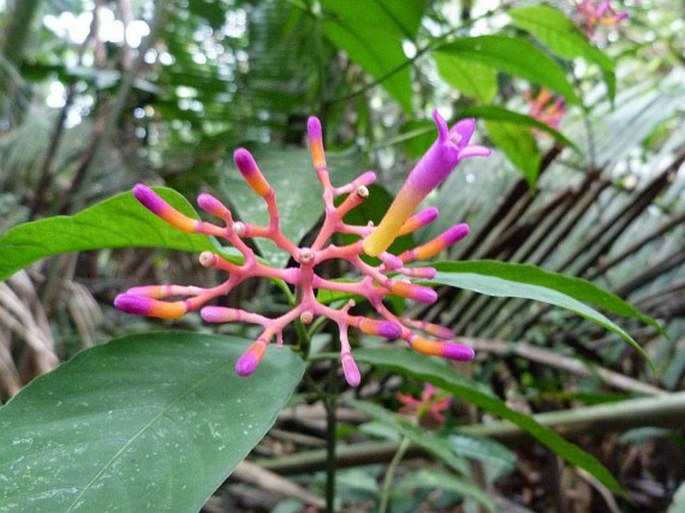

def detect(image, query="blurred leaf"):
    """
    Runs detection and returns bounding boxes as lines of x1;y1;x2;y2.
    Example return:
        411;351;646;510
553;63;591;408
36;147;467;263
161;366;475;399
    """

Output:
396;469;497;512
0;332;305;512
219;145;361;267
430;260;656;370
437;36;582;105
320;0;429;113
667;480;685;513
484;119;541;186
354;347;625;495
397;119;436;159
349;399;471;477
460;105;579;151
449;434;516;483
508;5;616;101
434;53;497;103
0;188;231;281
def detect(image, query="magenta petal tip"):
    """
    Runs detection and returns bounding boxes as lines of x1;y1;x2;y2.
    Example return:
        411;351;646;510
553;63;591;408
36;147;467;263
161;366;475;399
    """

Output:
233;147;257;172
114;294;148;315
235;353;259;377
342;353;361;387
307;116;322;139
414;287;438;304
132;184;165;214
377;321;402;339
442;343;475;361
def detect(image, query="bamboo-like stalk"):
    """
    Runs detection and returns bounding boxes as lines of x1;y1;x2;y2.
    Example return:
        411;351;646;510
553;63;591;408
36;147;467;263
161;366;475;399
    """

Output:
257;391;685;476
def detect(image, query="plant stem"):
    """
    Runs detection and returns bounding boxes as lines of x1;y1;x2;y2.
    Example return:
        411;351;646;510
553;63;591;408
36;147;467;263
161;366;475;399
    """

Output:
324;363;338;513
379;435;411;513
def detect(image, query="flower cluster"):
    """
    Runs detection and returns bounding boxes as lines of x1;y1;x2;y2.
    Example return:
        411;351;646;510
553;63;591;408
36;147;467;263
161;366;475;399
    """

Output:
397;383;452;430
524;87;567;133
575;0;628;37
115;111;490;386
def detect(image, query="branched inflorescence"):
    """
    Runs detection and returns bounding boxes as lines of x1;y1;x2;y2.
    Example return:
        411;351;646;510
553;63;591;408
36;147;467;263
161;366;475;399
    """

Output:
524;87;567;133
115;110;490;386
575;0;628;37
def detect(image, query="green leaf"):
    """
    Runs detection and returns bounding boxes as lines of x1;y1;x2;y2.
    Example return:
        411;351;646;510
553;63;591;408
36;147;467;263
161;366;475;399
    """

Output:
219;145;362;267
320;0;429;113
0;332;305;513
429;260;656;370
434;52;497;103
460;105;579;152
349;399;471;477
396;469;496;512
484;119;541;186
508;5;616;101
436;35;582;105
0;188;223;282
354;347;625;495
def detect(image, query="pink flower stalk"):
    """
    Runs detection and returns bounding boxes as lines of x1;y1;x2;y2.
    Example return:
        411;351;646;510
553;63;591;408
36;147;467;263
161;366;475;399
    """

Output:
362;110;490;257
524;87;567;133
397;383;451;429
575;0;629;36
115;113;488;386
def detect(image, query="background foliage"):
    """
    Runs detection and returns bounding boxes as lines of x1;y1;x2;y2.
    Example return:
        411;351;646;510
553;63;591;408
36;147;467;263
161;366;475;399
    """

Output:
0;0;684;512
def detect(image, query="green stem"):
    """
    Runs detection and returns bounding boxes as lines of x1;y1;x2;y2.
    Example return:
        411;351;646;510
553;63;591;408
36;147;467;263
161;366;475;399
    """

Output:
324;363;338;513
379;435;411;513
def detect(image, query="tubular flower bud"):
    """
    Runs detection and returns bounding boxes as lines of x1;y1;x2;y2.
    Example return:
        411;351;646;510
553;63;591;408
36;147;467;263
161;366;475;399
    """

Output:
398;207;440;236
201;306;241;323
357;318;402;339
234;148;272;197
363;110;490;257
197;193;230;219
115;113;485;384
235;339;268;377
114;294;187;320
133;184;198;233
307;116;326;170
341;352;361;387
400;223;470;263
410;336;475;361
389;281;438;304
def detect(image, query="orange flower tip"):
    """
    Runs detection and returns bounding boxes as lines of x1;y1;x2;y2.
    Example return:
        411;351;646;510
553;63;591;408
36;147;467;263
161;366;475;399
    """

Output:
132;183;166;215
355;185;369;199
235;341;267;377
341;352;361;387
307;116;323;140
197;193;228;218
441;342;475;361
